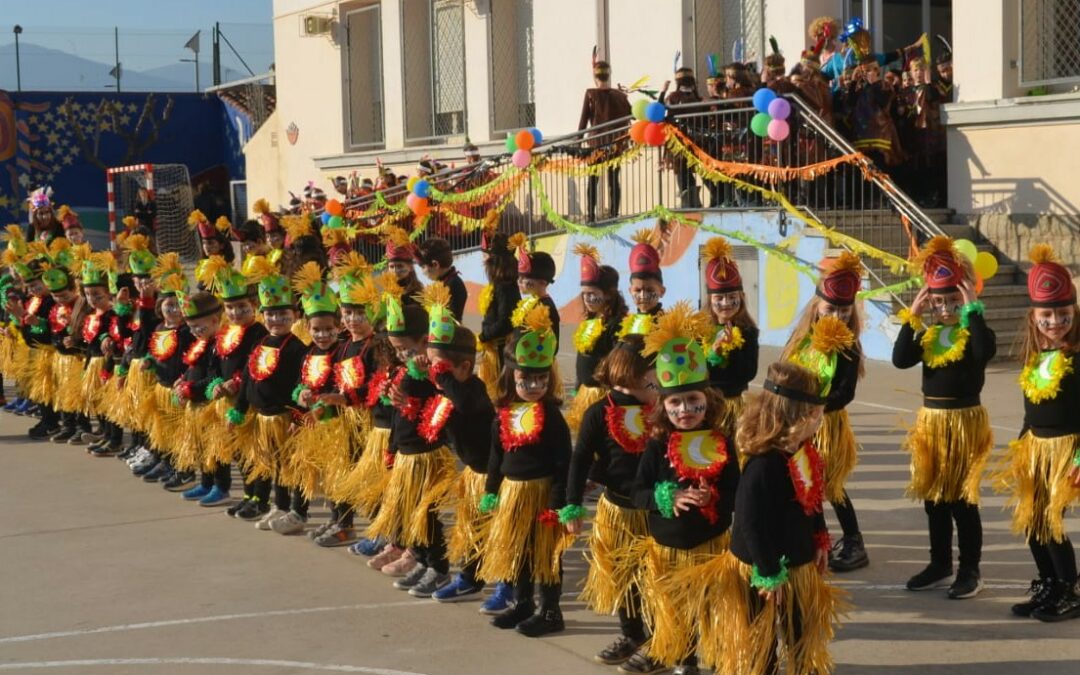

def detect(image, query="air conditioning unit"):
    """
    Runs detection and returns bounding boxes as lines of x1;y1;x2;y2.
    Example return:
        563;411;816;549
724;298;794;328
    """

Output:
301;15;333;37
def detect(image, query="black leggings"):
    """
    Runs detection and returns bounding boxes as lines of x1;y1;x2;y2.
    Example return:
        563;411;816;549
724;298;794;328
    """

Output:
330;501;355;529
273;484;308;517
747;578;803;675
200;462;232;491
925;500;982;571
586;168;622;221
830;490;861;539
1029;533;1077;584
412;509;449;575
513;560;562;612
618;584;647;643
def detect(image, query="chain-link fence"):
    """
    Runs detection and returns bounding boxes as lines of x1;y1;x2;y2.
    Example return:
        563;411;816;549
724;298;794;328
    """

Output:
1020;0;1080;86
489;0;536;132
690;0;766;74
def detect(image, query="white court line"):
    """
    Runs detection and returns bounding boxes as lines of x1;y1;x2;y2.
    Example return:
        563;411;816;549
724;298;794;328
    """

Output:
0;658;427;674
0;601;421;645
834;583;1029;591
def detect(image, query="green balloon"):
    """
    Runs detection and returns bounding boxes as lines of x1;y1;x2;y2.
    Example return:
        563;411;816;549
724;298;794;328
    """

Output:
750;112;771;137
632;99;650;121
505;135;517;153
327;215;344;229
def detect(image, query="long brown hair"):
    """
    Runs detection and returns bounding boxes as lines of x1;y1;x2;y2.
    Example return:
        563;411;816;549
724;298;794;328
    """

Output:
594;335;650;389
648;387;726;439
710;291;758;331
736;361;822;456
1013;304;1080;364
781;296;865;378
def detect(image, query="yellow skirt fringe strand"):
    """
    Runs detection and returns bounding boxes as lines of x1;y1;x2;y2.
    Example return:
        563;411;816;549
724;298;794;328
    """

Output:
366;446;458;548
340;426;391;518
581;494;650;616
995;432;1080;544
323;406;372;505
26;347;58;406
145;384;185;456
815;409;860;503
447;467;490;568
477;477;575;586
904;405;993;504
51;353;86;413
240;413;292;482
78;356;109;417
477;341;503;402
286;413;353;500
565;384;607;434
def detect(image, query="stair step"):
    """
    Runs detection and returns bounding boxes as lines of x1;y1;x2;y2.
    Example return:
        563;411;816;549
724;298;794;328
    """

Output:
979;284;1031;299
983;306;1030;321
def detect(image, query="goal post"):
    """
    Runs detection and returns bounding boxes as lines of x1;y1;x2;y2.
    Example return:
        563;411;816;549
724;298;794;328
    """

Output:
106;163;198;261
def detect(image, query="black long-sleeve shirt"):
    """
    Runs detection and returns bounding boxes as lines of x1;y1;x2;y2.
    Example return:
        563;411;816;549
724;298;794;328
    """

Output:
539;295;560;353
208;322;269;389
479;281;520;344
391;367;444;455
441;267;468;323
234;333;306;416
178;338;215;404
148;325;194;387
568;391;650;509
574;314;623;389
707;324;760;397
332;336;377;408
21;294;55;347
731;449;827;578
1023;352;1080;437
633;432;740;550
78;309;116;359
825;347;860;413
485;399;572;510
892;313;996;406
435;372;494;473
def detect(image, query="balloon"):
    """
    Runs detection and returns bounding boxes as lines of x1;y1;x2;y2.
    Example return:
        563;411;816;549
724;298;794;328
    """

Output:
767;119;790;141
405;193;421;211
643;122;666;146
512;149;532;169
750;112;771;137
327;215;343;229
752;87;777;113
955;239;978;263
325;199;343;216
645;101;666;123
413;179;431;199
632;99;650;121
629;119;649;144
974;273;984;296
412;199;430;218
406;176;419;193
515;129;535;152
974;251;999;279
767;97;791;121
528;127;543;146
505;135;518;153
320;211;332;224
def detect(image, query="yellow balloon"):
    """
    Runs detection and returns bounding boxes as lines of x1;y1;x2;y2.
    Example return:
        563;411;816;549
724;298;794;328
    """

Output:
974;251;999;279
406;176;420;192
955;239;977;263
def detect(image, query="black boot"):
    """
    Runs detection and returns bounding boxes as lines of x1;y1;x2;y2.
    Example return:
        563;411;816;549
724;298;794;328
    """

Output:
491;601;535;629
1032;580;1080;622
1012;578;1056;617
517;582;564;637
829;534;870;572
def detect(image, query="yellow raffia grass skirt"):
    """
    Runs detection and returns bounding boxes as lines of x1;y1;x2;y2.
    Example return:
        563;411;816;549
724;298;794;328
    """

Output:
815;409;860;503
118;364;156;430
144;384;185;455
366;446;458;547
26;347;58;406
478;341;504;402
581;494;649;616
323;407;372;504
204;397;252;468
78;356;109;417
477;477;575;586
565;384;607;433
52;354;86;413
286;413;353;500
447;467;491;567
171;402;209;472
96;369;128;425
720;557;849;675
718;393;746;440
995;432;1080;544
638;534;732;669
339;426;391;517
239;413;292;482
904;405;992;504
0;330;28;380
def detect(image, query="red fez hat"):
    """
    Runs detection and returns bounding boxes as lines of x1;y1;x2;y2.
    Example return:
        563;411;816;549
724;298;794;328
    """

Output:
1027;244;1076;308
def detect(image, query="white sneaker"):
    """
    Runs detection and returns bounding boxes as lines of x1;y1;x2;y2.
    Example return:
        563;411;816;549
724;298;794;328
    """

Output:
270;510;308;535
126;447;150;467
255;505;283;531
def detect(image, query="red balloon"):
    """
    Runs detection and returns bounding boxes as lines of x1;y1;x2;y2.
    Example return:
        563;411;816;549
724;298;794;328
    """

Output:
515;129;536;151
629;119;649;144
325;199;343;216
644;122;666;147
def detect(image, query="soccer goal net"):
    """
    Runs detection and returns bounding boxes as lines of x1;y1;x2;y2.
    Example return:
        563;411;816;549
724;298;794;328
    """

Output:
107;163;199;261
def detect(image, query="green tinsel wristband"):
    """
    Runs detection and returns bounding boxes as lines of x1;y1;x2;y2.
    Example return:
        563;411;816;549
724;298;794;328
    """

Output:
958;301;985;329
750;556;790;592
558;504;586;524
204;377;226;401
114;303;133;317
654;481;678;519
1072;448;1080;469
479;493;499;514
291;383;308;404
406;358;427;380
225;407;246;425
115;365;129;377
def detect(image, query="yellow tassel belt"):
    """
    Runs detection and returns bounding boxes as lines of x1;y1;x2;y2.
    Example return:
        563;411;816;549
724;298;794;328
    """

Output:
477;477;575;586
995;431;1080;544
815;409;860;503
448;466;491;566
366;445;458;548
904;405;993;504
581;493;649;616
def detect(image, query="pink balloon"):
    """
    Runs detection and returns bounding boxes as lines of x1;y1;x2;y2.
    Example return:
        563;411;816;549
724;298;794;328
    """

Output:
512;149;532;169
767;119;790;142
405;193;421;210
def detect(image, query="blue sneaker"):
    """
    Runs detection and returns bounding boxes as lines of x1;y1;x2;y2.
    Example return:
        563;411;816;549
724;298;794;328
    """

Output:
199;486;230;507
3;397;23;412
182;484;211;501
13;399;34;416
478;581;515;615
350;537;386;557
433;573;485;603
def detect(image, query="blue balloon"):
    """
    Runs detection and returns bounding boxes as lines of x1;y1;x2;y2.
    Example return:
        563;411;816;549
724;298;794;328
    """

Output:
528;127;543;146
320;211;332;224
752;88;777;114
645;101;666;123
414;180;431;199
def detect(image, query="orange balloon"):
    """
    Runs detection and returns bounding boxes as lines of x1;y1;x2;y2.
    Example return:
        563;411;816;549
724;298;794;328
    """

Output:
412;199;431;218
974;273;984;296
326;199;343;216
515;129;535;151
629;119;649;144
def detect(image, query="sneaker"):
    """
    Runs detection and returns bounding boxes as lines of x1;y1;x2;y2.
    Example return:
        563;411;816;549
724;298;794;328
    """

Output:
131;455;158;476
595;636;641;665
516;608;565;637
163;472;197;492
238;499;269;521
80;431;104;445
491;602;535;629
117;443;140;460
393;562;429;590
90;443;121;457
3;398;21;412
255;505;284;531
618;649;667;675
672;666;701;675
369;544;406;571
351;537;386;557
13;399;34;415
307;521;333;541
142;460;172;482
50;428;76;443
381;549;418;576
269;510;307;535
432;573;486;603
906;563;954;591
1032;581;1080;622
829;534;870;573
127;448;151;468
479;581;516;615
67;433;88;446
227;496;251;518
182;484;211;501
28;424;60;440
408;568;451;598
947;568;984;599
199;486;230;507
1012;578;1057;617
314;523;357;547
86;438;108;452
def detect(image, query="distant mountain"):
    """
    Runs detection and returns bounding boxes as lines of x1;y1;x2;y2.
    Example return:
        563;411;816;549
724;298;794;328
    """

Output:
0;42;223;93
